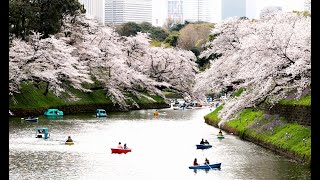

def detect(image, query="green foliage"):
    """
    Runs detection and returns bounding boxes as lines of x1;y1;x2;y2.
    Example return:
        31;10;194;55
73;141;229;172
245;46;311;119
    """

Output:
207;106;311;162
231;87;245;97
169;21;189;32
267;123;310;159
116;22;169;41
149;40;172;48
204;105;223;122
195;52;221;71
191;47;200;57
148;27;169;41
9;0;83;39
279;94;311;106
149;40;162;47
164;32;179;47
9;81;167;110
9;81;110;109
226;109;264;132
292;10;311;17
116;22;142;37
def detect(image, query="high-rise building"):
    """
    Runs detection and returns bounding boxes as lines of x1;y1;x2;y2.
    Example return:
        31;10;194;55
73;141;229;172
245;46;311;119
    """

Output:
78;0;152;26
182;0;213;22
78;0;105;25
168;0;183;24
105;0;152;25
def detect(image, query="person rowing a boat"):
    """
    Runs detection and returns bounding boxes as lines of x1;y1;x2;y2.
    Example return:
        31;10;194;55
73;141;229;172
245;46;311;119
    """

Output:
117;142;123;149
193;158;199;166
218;129;223;136
204;140;209;144
200;138;205;144
123;143;128;149
66;136;73;142
204;158;210;165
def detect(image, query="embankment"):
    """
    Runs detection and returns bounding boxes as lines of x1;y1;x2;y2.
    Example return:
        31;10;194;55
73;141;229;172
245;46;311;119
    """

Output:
9;81;170;117
204;102;311;166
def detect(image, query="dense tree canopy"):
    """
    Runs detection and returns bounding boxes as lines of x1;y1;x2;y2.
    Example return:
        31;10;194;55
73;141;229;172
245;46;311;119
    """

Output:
192;12;311;125
9;0;84;40
116;22;169;41
177;23;213;50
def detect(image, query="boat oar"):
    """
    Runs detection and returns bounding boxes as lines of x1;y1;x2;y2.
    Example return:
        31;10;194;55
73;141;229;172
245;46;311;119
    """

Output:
205;163;213;170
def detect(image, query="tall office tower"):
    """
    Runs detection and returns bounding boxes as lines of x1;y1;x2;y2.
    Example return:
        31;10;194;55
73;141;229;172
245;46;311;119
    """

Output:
183;0;213;23
168;0;183;24
78;0;105;25
105;0;152;25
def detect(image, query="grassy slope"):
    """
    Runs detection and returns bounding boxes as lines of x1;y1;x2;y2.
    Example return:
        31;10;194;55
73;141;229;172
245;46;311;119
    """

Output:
9;81;166;109
278;94;311;106
204;102;311;163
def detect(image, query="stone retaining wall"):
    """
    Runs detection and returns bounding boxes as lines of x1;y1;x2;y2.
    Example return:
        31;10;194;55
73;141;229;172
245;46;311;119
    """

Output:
261;104;311;126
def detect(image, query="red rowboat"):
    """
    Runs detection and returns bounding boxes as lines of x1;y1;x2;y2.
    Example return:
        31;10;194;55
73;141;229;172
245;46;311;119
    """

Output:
111;148;132;154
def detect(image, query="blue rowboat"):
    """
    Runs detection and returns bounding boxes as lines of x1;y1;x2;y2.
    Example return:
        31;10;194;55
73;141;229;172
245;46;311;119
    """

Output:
189;163;221;170
35;127;50;139
196;144;212;149
23;117;38;123
217;135;225;139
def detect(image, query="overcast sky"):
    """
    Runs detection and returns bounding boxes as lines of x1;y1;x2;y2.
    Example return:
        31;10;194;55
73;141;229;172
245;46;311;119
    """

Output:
152;0;306;20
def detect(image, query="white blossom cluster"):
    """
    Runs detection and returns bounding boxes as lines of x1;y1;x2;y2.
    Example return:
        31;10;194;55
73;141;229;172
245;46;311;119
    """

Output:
9;15;198;109
193;12;310;125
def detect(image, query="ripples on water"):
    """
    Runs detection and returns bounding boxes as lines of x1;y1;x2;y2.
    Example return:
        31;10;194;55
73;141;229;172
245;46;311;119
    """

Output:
9;108;310;180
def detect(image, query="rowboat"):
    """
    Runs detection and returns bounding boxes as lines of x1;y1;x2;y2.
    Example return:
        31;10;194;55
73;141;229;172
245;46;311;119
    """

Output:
196;144;212;149
35;127;50;139
65;141;74;145
189;163;221;170
23;117;38;123
111;148;132;154
96;109;107;117
217;135;225;139
44;109;63;117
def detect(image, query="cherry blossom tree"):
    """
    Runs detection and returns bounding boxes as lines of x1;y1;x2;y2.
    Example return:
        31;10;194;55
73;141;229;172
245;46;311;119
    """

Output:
192;12;310;125
9;32;93;96
9;14;198;110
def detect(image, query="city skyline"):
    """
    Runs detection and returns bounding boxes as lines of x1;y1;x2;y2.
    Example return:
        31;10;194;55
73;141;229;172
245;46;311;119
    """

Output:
153;0;306;26
79;0;308;27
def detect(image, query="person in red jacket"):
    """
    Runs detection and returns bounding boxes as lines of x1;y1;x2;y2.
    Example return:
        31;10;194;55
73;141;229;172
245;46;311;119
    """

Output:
193;158;199;166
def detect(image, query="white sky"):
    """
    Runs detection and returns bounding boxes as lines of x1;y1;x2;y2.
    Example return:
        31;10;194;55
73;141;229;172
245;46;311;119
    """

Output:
152;0;306;24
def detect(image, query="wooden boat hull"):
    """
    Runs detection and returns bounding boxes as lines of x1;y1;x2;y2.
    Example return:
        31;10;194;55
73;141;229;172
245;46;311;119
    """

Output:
189;163;221;169
196;144;212;149
111;148;132;154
